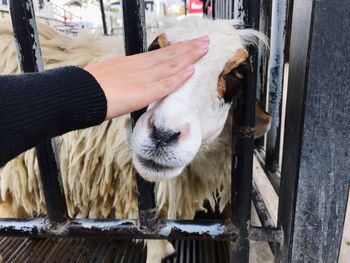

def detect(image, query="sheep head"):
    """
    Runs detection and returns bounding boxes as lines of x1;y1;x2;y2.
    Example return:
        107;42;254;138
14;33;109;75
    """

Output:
130;18;271;182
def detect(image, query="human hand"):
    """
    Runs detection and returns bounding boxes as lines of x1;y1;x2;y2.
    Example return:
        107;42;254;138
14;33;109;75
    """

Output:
85;36;209;120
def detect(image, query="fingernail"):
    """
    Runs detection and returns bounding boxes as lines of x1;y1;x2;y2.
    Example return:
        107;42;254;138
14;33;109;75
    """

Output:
198;35;209;42
199;46;209;53
196;36;209;46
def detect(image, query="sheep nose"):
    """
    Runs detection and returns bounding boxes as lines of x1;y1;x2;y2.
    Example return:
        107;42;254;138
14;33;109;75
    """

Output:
151;124;181;146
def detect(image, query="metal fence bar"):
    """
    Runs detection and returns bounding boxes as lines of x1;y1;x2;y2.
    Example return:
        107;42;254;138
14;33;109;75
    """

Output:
277;0;350;261
0;218;238;240
230;63;258;263
252;183;275;229
252;183;277;254
230;1;260;262
8;0;68;224
212;0;216;19
254;0;272;149
233;0;244;22
223;0;227;18
216;0;220;18
0;217;283;243
249;226;282;243
99;0;108;35
228;0;232;19
226;0;229;18
258;0;272;104
121;0;157;224
265;0;289;173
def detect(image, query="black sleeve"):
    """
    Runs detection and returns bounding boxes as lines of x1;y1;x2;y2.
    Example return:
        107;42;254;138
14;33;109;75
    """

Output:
0;66;107;167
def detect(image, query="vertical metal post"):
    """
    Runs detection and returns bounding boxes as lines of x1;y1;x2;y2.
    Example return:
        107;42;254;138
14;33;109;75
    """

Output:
277;0;350;262
216;0;220;18
99;0;108;35
217;0;220;17
212;0;216;19
254;0;272;149
202;0;207;15
184;0;187;15
265;0;289;172
233;0;245;22
8;0;68;223
122;0;147;125
223;0;226;18
230;56;257;263
231;1;260;262
122;0;157;222
228;0;233;19
256;0;273;107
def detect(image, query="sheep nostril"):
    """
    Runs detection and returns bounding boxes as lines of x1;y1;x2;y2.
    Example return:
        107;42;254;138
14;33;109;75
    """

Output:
151;125;180;146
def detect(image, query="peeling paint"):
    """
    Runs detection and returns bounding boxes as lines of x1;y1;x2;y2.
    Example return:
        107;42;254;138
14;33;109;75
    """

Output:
159;222;226;237
78;220;135;230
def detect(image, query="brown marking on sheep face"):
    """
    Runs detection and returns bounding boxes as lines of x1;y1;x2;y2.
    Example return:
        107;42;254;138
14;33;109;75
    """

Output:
148;33;170;51
231;100;272;138
255;101;272;138
217;48;251;103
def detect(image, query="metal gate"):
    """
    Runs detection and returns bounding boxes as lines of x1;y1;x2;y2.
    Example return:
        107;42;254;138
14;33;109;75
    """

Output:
0;0;349;262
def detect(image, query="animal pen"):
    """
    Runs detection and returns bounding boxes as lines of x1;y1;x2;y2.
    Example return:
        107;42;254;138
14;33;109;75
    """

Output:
0;0;348;262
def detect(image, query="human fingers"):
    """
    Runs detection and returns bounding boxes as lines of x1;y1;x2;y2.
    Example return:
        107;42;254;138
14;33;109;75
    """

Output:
107;42;207;85
140;65;196;105
104;65;195;119
145;45;208;81
147;36;209;62
130;35;209;67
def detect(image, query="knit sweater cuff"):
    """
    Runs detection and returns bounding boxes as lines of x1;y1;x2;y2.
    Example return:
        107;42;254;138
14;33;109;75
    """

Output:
0;66;107;166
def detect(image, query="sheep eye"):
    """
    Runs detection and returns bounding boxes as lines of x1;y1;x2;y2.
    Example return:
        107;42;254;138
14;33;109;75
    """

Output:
222;73;242;103
222;61;250;103
232;61;251;80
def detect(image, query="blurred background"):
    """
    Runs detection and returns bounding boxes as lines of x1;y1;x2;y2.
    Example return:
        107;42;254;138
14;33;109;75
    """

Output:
0;0;208;35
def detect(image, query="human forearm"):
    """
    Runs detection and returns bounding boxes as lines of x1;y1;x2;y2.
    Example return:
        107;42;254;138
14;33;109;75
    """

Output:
0;66;106;167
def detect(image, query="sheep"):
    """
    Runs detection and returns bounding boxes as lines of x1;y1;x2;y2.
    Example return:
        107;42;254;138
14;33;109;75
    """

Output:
0;17;271;262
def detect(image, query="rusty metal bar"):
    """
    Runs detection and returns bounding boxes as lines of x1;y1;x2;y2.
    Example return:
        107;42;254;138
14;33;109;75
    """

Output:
0;218;238;240
265;0;289;173
254;0;272;149
252;183;275;229
277;0;350;261
230;0;260;262
0;218;284;244
249;226;282;243
8;0;68;224
233;0;245;21
252;182;277;254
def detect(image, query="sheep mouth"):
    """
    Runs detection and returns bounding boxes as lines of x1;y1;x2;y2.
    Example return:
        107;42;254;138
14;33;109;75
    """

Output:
137;155;175;171
133;154;186;181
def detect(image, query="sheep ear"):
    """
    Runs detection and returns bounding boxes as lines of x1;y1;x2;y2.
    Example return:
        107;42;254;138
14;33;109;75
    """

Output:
148;33;170;51
254;100;271;138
